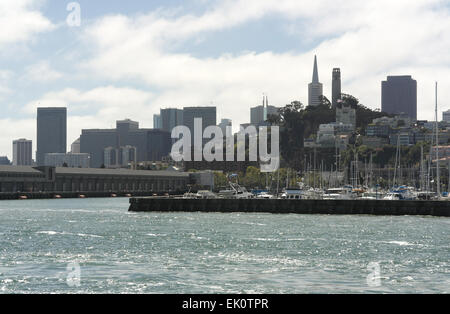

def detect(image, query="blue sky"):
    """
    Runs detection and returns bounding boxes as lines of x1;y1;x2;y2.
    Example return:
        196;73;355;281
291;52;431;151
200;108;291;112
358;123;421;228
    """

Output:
0;0;449;159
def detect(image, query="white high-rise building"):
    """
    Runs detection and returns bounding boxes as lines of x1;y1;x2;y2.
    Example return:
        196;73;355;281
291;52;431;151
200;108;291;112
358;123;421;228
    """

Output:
443;110;450;123
71;138;81;154
336;101;356;130
308;55;323;107
13;139;32;166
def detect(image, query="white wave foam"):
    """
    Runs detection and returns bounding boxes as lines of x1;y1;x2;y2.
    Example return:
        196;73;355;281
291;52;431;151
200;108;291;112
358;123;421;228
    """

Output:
146;233;167;237
77;233;103;238
36;231;103;238
36;231;59;235
251;238;280;242
241;222;267;226
386;241;414;246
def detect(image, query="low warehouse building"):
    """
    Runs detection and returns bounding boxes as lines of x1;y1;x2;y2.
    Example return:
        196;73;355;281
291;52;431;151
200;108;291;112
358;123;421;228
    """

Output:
0;166;191;194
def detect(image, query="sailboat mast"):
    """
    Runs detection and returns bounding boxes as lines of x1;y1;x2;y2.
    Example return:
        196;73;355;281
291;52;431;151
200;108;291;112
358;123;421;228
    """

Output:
436;82;440;197
393;135;400;189
420;145;424;191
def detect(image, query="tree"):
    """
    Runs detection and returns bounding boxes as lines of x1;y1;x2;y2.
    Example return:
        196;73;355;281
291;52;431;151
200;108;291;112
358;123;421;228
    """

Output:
319;95;332;108
214;172;228;190
242;166;263;188
271;101;306;169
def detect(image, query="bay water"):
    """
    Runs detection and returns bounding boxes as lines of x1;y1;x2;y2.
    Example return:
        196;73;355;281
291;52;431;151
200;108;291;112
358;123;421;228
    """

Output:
0;198;448;293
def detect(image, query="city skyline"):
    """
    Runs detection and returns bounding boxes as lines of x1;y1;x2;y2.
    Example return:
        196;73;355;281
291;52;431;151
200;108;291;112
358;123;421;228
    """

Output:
0;0;449;159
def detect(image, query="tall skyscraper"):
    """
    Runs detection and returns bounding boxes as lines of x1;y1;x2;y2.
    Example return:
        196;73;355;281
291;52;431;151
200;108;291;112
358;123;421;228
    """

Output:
332;68;341;107
308;55;323;107
182;107;217;152
382;76;417;120
250;96;279;125
153;114;162;129
116;119;139;147
36;107;67;166
160;108;183;133
218;119;232;136
182;107;217;136
13;139;32;166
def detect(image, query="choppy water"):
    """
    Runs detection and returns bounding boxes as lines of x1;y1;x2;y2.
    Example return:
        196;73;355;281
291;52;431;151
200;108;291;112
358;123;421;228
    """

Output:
0;198;448;294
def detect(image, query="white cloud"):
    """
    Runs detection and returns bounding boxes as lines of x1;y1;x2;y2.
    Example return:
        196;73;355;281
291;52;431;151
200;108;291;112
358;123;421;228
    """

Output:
78;0;450;129
23;86;154;114
0;0;55;47
0;118;35;161
24;61;63;82
2;0;450;158
0;70;14;100
15;86;156;158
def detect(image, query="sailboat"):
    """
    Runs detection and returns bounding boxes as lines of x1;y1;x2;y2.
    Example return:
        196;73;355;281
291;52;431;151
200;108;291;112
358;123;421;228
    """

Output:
434;82;441;200
418;82;441;200
217;174;253;199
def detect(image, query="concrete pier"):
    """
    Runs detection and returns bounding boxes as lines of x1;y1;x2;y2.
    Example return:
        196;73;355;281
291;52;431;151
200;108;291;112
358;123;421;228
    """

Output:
128;198;450;217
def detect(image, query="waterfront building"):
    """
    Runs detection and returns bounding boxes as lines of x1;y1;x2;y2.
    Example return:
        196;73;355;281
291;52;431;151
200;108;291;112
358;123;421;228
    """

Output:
382;76;417;120
13;139;32;166
308;55;323;107
0;156;11;165
80;119;171;168
36;107;67;166
44;153;90;168
0;165;192;194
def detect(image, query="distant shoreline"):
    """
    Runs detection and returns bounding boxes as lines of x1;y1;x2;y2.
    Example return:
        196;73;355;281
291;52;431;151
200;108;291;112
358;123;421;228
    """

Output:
0;191;168;201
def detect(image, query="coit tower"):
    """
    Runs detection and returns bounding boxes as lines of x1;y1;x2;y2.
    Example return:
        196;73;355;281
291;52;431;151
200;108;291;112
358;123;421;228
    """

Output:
332;68;341;108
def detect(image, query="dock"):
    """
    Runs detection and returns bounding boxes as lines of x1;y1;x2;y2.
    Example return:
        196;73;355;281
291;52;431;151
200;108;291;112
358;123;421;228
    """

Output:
128;197;450;217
